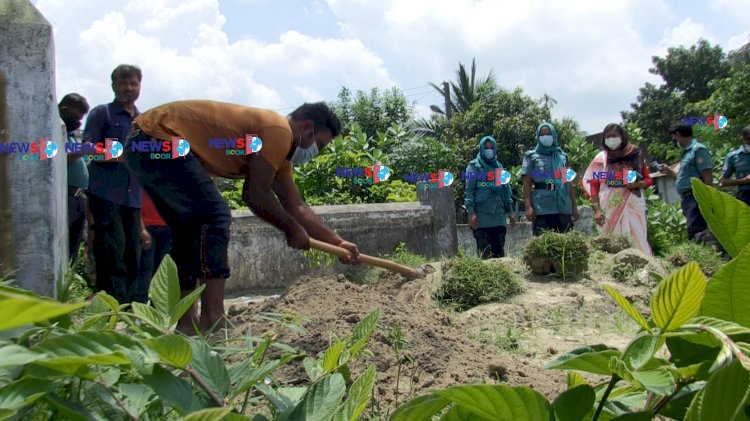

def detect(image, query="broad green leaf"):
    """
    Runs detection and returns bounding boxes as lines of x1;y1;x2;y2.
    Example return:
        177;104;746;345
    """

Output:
666;332;721;368
341;365;376;421
257;384;306;416
660;382;704;420
41;394;97;421
132;302;169;330
149;254;181;315
144;335;192;368
288;373;346;421
546;345;620;375
31;331;152;372
0;377;57;411
441;404;491;420
603;285;651;333
182;407;232;421
610;413;653;420
687;359;750;421
700;244;750;328
567;371;588;389
390;394;453;421
552;384;595;421
631;366;675;395
348;309;380;356
231;355;299;398
435;385;554;421
118;383;154;416
0;345;41;368
691;316;750;337
621;334;663;370
685;389;704;421
304;357;324;382
142;365;193;414
0;291;84;331
651;262;706;332
170;284;206;326
322;340;346;374
692;179;750;257
190;341;230;399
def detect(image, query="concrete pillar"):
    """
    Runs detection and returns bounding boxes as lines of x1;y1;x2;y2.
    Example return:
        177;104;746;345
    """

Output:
0;0;65;296
417;182;458;258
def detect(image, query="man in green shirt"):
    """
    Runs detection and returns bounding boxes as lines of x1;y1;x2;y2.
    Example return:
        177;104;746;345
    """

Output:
720;126;750;207
659;124;713;240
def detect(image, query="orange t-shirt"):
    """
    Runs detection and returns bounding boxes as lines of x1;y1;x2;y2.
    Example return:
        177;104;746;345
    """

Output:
134;100;293;179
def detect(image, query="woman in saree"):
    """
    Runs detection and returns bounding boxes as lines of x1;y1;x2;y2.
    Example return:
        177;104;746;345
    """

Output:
583;124;653;255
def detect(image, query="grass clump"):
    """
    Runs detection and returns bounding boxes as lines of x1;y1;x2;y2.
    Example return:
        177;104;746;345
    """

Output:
590;231;633;254
522;230;590;281
667;242;726;277
435;255;522;311
389;242;428;268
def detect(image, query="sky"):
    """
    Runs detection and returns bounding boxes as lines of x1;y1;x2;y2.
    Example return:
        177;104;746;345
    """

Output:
35;0;750;134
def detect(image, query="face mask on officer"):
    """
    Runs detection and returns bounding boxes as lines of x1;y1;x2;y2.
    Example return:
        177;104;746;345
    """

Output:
539;135;554;147
483;149;495;160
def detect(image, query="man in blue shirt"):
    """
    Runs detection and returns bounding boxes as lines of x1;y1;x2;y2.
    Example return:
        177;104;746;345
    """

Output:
720;126;750;207
659;124;713;240
82;65;144;303
60;93;90;263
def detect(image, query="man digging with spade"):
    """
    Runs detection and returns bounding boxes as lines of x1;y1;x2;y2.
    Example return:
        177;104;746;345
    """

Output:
123;100;360;334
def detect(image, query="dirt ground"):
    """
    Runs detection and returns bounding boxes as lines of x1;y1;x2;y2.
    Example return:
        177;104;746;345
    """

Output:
225;247;662;415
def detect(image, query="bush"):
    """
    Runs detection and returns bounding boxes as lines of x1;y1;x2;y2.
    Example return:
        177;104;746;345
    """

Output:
645;187;686;256
667;241;726;277
435;256;522;310
522;230;590;280
590;231;633;254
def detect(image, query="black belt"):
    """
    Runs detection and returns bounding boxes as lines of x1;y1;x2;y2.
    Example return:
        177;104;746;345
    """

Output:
533;182;556;191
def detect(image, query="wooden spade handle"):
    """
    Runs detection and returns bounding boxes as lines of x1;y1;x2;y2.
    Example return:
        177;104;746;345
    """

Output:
309;239;424;279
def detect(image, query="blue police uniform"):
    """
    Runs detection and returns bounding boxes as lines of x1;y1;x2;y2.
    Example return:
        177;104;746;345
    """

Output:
722;145;750;206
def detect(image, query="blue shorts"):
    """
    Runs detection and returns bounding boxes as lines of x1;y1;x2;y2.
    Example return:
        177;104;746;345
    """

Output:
123;125;232;290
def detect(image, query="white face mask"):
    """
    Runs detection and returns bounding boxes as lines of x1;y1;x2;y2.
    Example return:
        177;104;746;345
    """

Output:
483;149;495;160
539;135;554;147
604;137;622;150
291;128;319;164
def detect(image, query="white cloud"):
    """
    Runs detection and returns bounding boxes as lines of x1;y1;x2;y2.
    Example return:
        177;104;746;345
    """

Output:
657;18;715;52
728;32;750;51
35;0;393;115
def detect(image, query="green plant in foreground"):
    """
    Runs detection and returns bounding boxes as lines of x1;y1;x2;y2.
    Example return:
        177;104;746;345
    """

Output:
0;255;380;420
523;230;590;281
392;180;750;420
435;255;522;311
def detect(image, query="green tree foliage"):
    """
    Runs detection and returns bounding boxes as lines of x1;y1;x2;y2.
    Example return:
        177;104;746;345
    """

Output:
651;39;730;103
429;58;497;115
622;82;685;146
331;86;413;140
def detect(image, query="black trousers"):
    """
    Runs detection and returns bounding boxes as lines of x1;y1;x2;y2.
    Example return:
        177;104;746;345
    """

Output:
737;190;750;207
136;225;172;303
680;192;708;241
88;194;142;303
473;226;507;259
68;188;86;263
532;214;573;236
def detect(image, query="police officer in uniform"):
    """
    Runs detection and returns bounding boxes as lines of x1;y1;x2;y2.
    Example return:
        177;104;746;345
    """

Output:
465;136;515;258
521;122;579;236
659;124;713;240
720;125;750;207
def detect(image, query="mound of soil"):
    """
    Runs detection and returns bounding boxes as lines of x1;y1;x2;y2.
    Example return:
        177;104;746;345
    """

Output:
229;264;567;412
227;251;658;414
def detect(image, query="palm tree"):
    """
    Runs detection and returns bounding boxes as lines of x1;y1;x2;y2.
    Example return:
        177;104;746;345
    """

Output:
538;93;557;110
429;58;497;116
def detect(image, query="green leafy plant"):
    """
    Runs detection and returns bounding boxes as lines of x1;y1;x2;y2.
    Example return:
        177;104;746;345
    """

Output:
667;241;726;277
0;255;380;420
435;255;522;311
645;187;687;257
392;180;750;420
522;230;590;281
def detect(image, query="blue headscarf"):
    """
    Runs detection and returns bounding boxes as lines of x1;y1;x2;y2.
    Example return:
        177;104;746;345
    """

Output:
534;123;565;172
472;136;505;193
